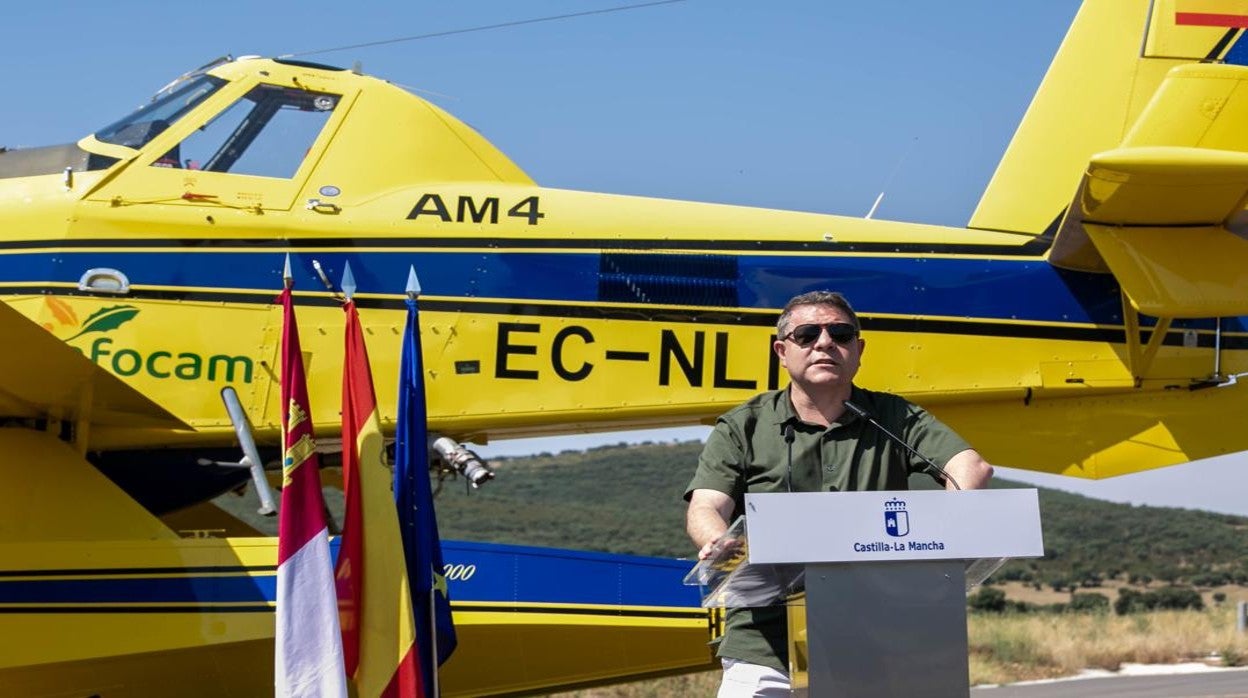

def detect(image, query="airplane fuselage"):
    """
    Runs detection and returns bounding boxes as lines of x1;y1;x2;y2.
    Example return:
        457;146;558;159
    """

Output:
0;54;1245;481
3;177;1245;477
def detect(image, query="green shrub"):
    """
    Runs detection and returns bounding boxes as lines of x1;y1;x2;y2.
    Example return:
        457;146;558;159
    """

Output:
1153;586;1203;611
1069;592;1110;613
1115;588;1150;615
1114;586;1203;614
968;587;1008;613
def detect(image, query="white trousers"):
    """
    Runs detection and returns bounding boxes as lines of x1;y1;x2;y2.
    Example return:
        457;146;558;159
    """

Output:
717;658;791;698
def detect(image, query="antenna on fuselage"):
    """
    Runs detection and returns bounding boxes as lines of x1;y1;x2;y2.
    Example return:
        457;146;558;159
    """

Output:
864;192;886;220
311;259;344;302
864;136;918;220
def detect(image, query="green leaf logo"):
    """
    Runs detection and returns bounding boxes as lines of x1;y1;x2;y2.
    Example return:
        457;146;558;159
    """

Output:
65;305;140;342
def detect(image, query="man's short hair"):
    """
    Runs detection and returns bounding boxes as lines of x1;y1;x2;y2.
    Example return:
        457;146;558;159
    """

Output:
775;291;860;338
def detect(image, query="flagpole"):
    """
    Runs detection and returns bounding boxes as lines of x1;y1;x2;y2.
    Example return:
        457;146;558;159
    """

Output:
430;588;440;698
407;270;441;698
274;251;348;698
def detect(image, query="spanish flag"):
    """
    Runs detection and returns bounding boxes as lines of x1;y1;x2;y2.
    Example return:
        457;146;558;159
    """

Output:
275;283;347;697
335;296;423;697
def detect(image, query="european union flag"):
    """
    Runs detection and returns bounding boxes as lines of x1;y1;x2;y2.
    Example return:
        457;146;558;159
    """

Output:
395;271;457;694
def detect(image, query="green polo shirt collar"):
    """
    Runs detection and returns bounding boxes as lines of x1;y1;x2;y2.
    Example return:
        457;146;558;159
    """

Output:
769;384;870;429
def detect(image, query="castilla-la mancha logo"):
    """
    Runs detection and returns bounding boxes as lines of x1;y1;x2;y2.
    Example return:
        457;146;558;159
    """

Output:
884;498;910;538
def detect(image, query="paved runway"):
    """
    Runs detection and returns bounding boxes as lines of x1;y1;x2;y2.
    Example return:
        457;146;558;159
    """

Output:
972;667;1248;697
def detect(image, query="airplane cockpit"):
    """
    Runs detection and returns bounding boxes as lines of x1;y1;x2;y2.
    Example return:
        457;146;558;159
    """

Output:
94;74;225;151
0;55;533;209
95;66;340;179
160;83;336;176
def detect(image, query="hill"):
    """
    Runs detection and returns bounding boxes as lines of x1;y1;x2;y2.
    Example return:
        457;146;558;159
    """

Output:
214;439;1248;588
433;441;1248;588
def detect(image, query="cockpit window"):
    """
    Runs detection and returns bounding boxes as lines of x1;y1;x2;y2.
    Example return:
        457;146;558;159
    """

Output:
153;84;339;179
95;75;227;149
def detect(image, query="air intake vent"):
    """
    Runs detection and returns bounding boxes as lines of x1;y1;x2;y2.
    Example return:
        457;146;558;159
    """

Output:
599;252;738;307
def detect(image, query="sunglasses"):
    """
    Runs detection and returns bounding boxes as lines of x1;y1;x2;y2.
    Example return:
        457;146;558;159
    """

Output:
783;322;858;347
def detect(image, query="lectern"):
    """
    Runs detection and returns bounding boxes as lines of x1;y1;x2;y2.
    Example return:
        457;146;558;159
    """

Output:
685;489;1043;697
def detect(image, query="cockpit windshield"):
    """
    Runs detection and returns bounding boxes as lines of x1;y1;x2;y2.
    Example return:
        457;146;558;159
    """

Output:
94;74;227;149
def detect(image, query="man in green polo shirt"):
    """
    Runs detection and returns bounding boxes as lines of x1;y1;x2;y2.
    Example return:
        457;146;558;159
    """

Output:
684;290;993;697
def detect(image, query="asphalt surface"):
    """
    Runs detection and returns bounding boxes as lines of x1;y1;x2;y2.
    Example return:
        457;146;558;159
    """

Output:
972;668;1248;697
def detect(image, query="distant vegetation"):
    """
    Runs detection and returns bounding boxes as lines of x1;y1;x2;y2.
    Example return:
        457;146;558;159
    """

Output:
215;438;1248;592
433;440;695;557
433;440;1248;593
989;484;1248;592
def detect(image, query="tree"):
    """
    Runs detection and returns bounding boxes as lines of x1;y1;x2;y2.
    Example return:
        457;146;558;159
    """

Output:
1069;592;1109;613
1153;586;1204;611
968;587;1008;613
1115;588;1151;615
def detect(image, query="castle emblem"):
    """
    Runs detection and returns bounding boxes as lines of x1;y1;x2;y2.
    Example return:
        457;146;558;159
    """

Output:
884;498;910;538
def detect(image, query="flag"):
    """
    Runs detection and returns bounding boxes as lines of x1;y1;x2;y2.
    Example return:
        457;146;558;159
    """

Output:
336;297;422;697
396;289;457;694
275;284;348;698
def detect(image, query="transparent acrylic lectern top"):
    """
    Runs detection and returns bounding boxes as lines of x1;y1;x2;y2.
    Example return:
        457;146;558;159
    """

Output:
682;516;806;608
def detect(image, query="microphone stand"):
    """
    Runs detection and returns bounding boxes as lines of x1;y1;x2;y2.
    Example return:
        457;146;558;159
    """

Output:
843;400;962;490
783;424;795;492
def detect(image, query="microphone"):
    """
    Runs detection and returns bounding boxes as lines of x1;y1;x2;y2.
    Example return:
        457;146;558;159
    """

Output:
783;423;796;492
842;400;962;491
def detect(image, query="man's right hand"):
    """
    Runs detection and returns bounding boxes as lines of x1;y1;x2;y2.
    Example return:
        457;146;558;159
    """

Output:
687;488;736;555
699;535;743;561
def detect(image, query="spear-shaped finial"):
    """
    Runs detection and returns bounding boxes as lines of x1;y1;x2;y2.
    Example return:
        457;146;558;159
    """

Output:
406;265;421;300
341;261;357;301
282;253;293;289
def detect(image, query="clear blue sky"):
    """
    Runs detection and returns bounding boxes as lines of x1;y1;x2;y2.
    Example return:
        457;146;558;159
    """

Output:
6;1;1245;516
2;0;1077;227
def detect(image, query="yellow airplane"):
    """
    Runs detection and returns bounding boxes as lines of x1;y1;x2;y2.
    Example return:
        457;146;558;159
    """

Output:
2;0;1248;694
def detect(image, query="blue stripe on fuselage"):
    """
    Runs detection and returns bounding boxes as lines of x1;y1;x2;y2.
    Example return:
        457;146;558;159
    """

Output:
737;255;1123;326
0;573;274;605
0;247;1203;328
0;541;701;609
439;540;701;608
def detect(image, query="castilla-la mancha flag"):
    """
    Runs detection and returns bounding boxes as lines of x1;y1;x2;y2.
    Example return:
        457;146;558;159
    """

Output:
275;285;348;697
335;298;423;697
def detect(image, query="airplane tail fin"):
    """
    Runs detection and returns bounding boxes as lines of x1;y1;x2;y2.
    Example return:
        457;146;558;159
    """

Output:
969;0;1248;235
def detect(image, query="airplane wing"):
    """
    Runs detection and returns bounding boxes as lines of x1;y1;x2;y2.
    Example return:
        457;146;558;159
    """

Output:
0;301;191;541
1049;64;1248;319
1082;147;1248;227
0;300;189;431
